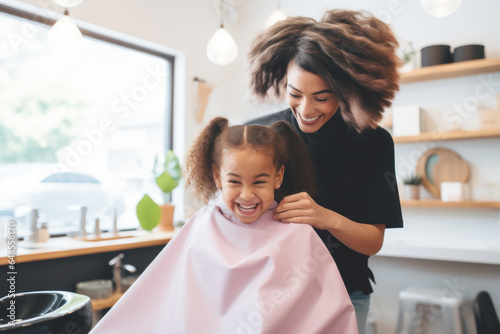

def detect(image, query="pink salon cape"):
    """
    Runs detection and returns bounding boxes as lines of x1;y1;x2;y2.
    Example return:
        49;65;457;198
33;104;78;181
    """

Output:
91;198;358;334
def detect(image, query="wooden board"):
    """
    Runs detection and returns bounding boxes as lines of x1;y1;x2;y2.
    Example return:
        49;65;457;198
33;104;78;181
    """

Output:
416;148;470;198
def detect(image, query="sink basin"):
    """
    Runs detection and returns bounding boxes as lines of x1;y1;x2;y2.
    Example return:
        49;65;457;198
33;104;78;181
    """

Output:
0;291;92;333
76;280;113;300
122;275;139;291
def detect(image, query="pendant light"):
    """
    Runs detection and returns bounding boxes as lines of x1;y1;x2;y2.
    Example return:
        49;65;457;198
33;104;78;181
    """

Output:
264;1;287;28
47;0;83;51
420;0;462;18
206;0;238;66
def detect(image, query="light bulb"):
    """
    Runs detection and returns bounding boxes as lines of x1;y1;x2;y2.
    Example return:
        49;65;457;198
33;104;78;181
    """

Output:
206;27;238;66
47;12;82;52
420;0;461;18
264;7;287;28
53;0;84;8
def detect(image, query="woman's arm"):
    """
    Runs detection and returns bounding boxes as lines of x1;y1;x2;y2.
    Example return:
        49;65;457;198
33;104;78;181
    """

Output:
273;192;385;256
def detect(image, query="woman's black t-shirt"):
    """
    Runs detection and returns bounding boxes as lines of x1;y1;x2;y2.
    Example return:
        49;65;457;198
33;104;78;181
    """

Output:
245;108;403;294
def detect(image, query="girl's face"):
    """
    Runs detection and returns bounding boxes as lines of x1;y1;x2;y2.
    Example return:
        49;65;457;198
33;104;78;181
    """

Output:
213;147;284;224
286;61;340;133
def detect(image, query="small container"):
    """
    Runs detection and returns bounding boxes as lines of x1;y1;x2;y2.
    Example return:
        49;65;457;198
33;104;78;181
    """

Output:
441;182;469;202
453;44;485;62
421;45;452;67
37;222;50;243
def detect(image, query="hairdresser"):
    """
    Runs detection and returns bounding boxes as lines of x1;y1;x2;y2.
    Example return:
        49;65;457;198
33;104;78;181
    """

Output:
245;9;403;333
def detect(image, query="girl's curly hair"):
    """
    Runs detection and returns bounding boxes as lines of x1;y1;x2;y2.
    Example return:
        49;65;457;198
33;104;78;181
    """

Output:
184;117;317;203
247;9;401;132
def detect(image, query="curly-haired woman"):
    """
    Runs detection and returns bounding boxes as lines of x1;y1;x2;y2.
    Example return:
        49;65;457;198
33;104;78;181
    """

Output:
245;9;404;333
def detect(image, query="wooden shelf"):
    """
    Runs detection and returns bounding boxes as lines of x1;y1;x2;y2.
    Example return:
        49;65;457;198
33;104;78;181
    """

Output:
400;57;500;83
401;200;500;208
393;128;500;143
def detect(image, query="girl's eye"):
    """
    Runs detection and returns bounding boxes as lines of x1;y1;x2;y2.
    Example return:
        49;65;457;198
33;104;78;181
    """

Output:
255;181;266;185
315;97;328;102
288;92;301;98
228;180;240;184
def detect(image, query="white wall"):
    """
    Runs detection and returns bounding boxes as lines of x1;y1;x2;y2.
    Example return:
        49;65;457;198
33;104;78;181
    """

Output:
12;0;500;332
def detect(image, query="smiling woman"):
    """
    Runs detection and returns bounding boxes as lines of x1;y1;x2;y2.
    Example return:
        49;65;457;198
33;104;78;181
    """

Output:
0;2;176;237
285;61;341;133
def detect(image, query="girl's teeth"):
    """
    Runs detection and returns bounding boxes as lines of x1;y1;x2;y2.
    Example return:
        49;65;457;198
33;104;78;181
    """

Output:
239;204;257;212
301;114;320;122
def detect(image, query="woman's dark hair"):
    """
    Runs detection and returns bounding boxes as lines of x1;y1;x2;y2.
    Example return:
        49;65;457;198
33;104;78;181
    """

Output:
184;117;317;203
248;9;401;132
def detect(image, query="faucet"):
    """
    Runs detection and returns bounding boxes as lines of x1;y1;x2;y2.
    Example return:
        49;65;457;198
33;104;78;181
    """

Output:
109;253;136;293
68;205;87;238
28;209;39;243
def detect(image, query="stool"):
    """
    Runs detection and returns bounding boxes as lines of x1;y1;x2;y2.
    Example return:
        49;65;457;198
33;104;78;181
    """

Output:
396;286;465;334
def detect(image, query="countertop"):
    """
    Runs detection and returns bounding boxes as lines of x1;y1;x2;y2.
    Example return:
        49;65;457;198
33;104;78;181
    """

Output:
0;230;176;265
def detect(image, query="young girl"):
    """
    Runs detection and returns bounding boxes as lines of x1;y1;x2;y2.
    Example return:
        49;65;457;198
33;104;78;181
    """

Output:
91;117;357;333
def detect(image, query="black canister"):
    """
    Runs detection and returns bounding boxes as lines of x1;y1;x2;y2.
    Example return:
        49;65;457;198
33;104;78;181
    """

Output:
421;45;452;67
453;44;485;62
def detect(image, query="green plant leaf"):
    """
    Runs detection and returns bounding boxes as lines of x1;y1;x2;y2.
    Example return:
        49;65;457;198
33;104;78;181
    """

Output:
164;150;182;182
136;194;161;231
156;171;180;194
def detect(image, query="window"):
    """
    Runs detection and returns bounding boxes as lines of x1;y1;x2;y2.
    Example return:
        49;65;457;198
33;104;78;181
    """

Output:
0;3;176;237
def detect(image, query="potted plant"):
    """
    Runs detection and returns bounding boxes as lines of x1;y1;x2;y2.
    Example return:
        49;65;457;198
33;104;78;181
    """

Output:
399;41;416;72
403;173;422;200
136;150;181;231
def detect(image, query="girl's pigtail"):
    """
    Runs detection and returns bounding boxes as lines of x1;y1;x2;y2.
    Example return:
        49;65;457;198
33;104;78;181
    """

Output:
271;121;318;202
184;117;228;203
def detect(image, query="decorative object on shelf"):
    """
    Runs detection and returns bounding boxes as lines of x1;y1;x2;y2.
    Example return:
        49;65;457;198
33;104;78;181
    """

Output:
193;77;213;123
207;0;239;65
403;174;422;200
441;182;469;202
416;147;470;198
453;44;485;63
136;150;181;231
399;41;417;72
393;105;422;137
48;0;83;52
470;183;500;202
479;109;500;130
264;0;287;28
421;44;452;67
420;0;461;18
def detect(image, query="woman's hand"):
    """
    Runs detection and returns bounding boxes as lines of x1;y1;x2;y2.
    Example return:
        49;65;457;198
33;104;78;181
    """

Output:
273;192;333;230
273;192;386;256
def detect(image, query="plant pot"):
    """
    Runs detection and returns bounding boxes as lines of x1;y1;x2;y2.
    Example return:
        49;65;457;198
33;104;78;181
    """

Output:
404;184;420;200
155;203;175;232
